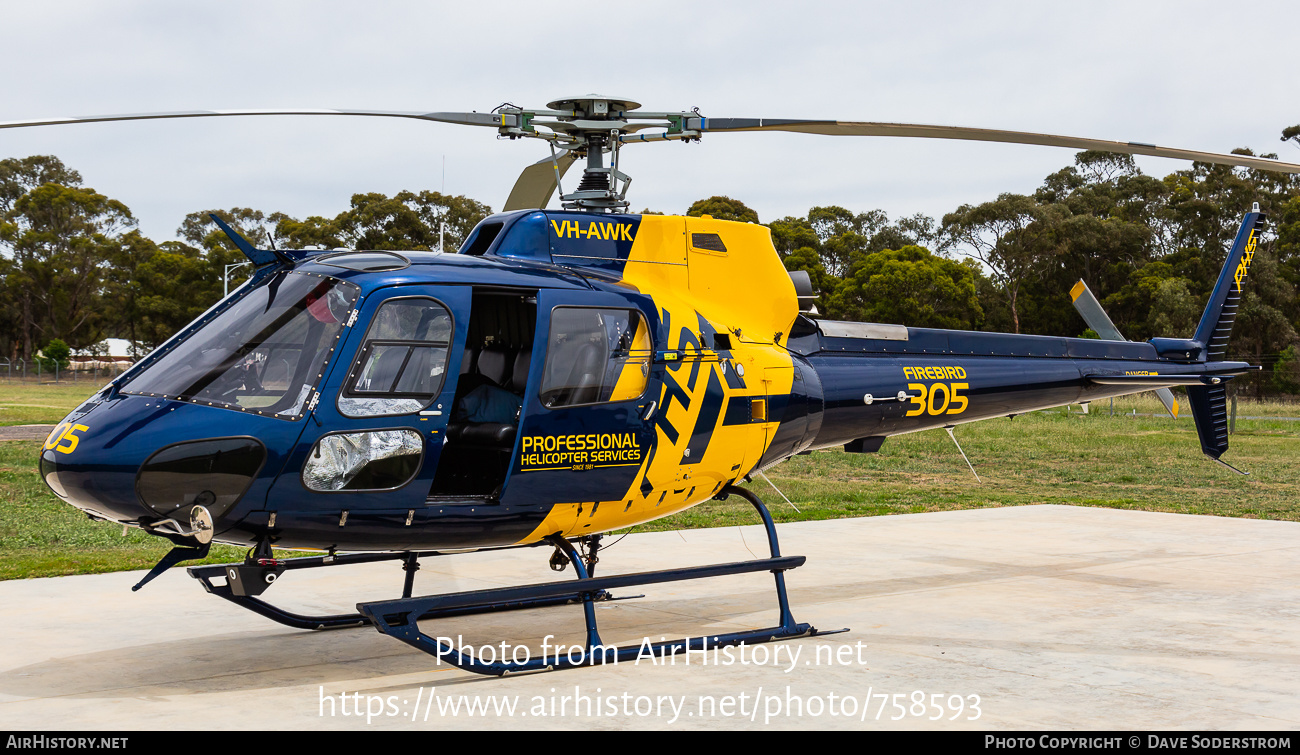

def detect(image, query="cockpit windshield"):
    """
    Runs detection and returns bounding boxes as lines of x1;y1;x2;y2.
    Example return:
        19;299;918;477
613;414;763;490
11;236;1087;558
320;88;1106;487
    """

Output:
123;271;360;419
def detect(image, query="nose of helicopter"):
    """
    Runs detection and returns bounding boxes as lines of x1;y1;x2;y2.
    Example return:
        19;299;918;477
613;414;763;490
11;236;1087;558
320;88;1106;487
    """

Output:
39;392;267;528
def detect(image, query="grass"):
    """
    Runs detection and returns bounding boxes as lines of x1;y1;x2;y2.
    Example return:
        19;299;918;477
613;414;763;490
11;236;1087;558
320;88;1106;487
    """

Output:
1;384;1297;580
0;378;114;426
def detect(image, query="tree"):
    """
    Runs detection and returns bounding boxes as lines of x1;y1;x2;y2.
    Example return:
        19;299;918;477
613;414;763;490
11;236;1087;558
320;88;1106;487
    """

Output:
179;207;291;251
277;214;345;250
177;207;290;299
276;191;491;252
767;216;820;254
1096;261;1181;342
1230;248;1299;397
828;245;983;330
942;194;1059;333
794;206;942;277
805;206;883;277
334;192;438;250
0;155;81;214
1146;277;1201;338
882;213;941;252
37;337;70;371
686;196;758;224
808;205;883;241
1272;194;1300;301
399;191;491;252
1273;344;1300;394
1;182;134;357
102;232;214;350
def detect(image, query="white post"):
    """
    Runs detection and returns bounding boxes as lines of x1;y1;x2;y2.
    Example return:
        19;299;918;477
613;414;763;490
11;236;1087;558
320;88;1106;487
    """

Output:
440;221;446;254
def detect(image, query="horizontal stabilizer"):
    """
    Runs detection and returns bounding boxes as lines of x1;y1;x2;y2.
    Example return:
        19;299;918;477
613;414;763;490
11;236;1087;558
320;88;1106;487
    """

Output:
1088;374;1225;387
1085;364;1253;387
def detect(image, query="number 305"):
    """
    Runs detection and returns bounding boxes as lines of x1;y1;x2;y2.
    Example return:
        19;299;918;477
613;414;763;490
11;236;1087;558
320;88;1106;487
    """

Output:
905;382;969;417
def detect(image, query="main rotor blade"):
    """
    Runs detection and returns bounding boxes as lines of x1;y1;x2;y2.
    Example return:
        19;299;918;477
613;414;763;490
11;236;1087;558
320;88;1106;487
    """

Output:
691;118;1300;175
503;152;576;211
0;109;511;130
1070;280;1125;342
1071;279;1180;419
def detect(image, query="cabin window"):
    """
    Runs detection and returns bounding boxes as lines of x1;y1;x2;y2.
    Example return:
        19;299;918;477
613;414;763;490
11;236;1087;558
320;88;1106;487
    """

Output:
491;212;550;261
338;297;453;417
539;307;651;408
459;222;503;256
315;251;410;272
302;429;423;492
122;272;359;420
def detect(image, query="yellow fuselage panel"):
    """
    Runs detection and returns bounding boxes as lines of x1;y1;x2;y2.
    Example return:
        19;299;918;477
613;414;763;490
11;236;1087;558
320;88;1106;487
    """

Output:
517;215;799;543
682;216;799;345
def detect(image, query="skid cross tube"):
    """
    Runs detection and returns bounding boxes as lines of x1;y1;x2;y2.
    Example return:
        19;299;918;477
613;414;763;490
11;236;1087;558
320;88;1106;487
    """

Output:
187;544;614;631
356;486;835;675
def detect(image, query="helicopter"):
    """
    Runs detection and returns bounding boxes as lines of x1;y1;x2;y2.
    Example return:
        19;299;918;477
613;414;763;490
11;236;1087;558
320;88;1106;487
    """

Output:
13;95;1296;675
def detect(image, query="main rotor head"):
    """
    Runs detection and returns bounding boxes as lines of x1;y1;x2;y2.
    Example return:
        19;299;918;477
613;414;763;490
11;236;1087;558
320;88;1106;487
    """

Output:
496;94;701;212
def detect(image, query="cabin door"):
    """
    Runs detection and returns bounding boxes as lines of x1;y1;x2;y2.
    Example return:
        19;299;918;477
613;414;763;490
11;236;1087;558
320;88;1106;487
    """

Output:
499;291;658;522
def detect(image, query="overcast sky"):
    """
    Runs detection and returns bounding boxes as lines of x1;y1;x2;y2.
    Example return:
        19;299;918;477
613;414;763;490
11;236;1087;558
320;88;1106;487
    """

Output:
3;0;1298;244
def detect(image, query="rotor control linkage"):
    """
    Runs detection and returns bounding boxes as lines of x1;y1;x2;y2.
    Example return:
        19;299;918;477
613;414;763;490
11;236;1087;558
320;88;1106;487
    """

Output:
356;487;845;676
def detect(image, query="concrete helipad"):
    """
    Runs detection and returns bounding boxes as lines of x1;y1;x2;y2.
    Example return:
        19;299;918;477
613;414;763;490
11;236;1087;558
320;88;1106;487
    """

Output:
1;504;1297;730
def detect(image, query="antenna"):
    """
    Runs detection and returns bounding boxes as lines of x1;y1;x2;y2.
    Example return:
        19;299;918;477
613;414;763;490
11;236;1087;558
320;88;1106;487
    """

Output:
945;426;981;482
756;470;802;513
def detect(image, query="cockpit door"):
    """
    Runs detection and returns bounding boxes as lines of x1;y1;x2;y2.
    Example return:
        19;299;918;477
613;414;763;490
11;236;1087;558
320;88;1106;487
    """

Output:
266;285;471;532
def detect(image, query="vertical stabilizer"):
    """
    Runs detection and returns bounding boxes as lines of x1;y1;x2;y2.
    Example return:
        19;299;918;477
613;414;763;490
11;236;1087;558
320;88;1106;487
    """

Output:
1183;207;1263;472
1193;207;1266;361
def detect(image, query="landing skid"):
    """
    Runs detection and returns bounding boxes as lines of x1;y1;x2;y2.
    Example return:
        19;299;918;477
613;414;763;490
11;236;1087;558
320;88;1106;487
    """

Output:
359;485;843;675
188;546;620;631
188;486;843;675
